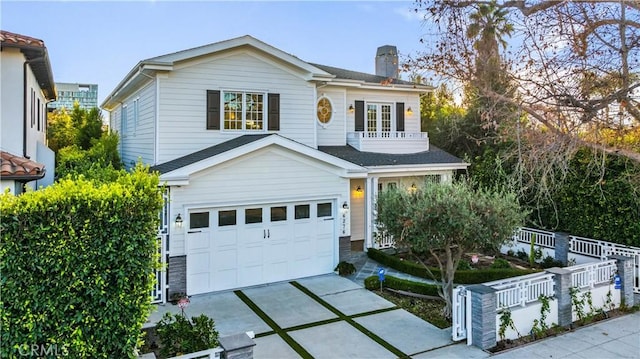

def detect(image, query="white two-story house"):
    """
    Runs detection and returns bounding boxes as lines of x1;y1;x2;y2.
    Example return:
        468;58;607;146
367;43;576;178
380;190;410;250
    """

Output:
102;35;468;301
0;30;56;194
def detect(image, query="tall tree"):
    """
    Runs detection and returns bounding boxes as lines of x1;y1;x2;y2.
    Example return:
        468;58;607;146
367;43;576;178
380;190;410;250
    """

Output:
376;180;527;318
410;0;640;201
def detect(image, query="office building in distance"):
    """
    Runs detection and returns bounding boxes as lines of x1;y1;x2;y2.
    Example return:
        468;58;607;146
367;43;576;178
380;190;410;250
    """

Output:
47;83;98;111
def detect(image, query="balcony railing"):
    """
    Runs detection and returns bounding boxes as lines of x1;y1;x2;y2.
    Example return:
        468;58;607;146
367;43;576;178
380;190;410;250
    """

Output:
347;132;429;154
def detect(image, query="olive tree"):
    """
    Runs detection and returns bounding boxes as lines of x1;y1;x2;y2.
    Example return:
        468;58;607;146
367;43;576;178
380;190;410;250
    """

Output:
376;179;527;318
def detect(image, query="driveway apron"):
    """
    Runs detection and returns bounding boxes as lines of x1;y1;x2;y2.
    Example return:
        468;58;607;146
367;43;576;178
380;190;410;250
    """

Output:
147;274;458;358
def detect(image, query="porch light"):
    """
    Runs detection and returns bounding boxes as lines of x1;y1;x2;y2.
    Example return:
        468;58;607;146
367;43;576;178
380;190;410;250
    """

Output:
342;202;349;210
175;213;183;228
355;185;363;193
406;107;413;116
348;104;355;113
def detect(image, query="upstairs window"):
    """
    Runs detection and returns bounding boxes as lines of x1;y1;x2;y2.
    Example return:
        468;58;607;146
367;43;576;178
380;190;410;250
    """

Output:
207;90;279;131
224;91;264;131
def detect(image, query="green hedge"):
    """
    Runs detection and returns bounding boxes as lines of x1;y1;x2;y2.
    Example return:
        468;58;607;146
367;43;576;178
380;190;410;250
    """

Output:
367;248;538;284
0;167;162;357
364;275;440;296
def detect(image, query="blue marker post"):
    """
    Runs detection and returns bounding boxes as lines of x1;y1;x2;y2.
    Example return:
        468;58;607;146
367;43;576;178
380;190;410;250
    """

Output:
378;267;386;292
614;274;621;290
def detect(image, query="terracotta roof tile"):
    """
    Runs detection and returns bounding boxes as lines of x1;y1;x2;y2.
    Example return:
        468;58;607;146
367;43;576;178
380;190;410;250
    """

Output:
0;151;46;180
0;30;45;48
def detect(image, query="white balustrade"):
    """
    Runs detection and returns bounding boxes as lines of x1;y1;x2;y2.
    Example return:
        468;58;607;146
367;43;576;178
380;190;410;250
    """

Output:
485;272;555;309
568;259;617;289
514;227;556;248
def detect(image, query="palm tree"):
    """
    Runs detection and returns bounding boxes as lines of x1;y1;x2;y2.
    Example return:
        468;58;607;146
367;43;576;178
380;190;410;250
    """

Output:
466;1;514;87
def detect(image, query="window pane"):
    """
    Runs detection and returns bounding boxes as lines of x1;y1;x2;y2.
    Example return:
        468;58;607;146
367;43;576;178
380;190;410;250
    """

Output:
224;92;243;130
271;206;287;222
219;210;237;226
367;104;377;132
317;203;332;217
295;204;310;219
381;104;391;132
190;212;209;229
245;208;263;224
245;93;263;130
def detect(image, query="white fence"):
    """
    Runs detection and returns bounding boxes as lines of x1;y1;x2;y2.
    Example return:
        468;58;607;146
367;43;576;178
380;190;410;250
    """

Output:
568;260;617;289
514;227;556;248
485;261;620;342
375;231;395;249
484;273;555;310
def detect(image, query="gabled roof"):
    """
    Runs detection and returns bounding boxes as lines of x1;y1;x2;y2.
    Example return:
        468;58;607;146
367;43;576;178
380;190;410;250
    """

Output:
0;151;46;181
151;134;273;174
0;30;56;100
103;35;431;109
152;134;368;185
310;63;430;89
318;145;468;170
102;35;334;108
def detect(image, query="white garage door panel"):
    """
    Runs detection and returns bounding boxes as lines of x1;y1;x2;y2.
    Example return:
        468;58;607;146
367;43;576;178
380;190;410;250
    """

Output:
186;200;336;295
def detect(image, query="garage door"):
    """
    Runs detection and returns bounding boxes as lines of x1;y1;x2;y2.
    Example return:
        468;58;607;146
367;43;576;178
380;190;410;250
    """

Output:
186;200;336;295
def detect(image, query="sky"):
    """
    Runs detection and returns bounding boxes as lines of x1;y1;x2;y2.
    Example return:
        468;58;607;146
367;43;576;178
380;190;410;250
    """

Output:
1;0;430;108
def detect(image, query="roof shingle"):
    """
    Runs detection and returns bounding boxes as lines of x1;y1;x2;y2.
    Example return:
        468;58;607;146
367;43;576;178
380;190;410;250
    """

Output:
318;145;466;167
151;134;274;174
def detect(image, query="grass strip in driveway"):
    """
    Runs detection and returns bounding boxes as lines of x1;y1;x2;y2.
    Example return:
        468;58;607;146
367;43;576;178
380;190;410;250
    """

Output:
234;290;313;359
290;281;410;359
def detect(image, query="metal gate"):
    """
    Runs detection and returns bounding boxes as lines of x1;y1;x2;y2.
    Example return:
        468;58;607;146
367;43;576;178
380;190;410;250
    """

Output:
151;188;169;304
452;286;470;343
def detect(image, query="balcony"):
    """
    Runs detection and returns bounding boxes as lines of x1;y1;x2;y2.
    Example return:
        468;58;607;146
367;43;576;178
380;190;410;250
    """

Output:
347;132;429;154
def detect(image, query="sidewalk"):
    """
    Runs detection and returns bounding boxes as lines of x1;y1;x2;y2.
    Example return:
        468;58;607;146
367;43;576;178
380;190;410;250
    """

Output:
343;250;640;358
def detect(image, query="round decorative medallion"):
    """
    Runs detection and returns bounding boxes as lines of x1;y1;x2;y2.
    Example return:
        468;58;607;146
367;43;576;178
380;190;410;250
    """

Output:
317;97;333;124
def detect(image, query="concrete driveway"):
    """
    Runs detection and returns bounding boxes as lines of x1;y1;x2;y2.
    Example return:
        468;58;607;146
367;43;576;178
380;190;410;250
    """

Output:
146;274;473;358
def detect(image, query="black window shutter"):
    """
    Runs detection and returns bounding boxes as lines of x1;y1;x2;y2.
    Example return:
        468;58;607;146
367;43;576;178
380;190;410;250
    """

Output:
268;93;280;131
396;102;405;132
355;100;364;132
206;90;221;130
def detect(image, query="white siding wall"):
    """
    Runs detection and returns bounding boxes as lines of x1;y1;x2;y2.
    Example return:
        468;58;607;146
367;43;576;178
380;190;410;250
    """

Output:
157;50;316;164
111;80;156;168
168;146;349;255
350;178;366;242
346;89;422;133
316;88;347;146
0;49;48;160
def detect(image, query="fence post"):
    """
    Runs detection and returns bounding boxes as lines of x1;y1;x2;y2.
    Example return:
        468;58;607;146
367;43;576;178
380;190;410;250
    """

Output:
219;332;256;359
466;284;497;350
608;255;636;307
545;267;572;328
554;232;570;266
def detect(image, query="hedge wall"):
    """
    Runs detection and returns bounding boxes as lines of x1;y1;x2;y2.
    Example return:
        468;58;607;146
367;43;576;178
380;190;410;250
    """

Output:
0;167;162;357
534;148;640;247
367;248;538;284
364;275;441;296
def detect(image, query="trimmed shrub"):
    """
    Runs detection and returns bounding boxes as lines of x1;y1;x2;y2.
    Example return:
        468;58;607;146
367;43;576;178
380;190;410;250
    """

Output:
457;259;473;270
364;275;441;297
367;248;538;284
156;313;219;358
0;166;163;357
540;255;564;269
334;261;356;276
491;258;511;269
